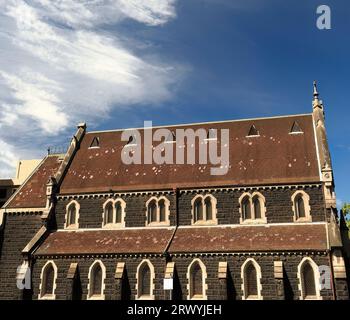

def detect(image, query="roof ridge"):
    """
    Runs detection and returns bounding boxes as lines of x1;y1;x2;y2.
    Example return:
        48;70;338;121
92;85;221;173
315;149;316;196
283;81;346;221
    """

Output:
87;113;313;134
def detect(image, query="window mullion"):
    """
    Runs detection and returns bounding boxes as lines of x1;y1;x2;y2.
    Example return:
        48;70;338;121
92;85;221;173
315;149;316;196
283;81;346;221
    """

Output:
157;202;160;223
113;202;116;224
203;199;206;221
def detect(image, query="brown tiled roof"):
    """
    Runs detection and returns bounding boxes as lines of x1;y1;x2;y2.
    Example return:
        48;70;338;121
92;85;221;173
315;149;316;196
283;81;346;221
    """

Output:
168;224;328;253
34;228;175;255
34;224;327;256
60;114;320;194
5;156;61;209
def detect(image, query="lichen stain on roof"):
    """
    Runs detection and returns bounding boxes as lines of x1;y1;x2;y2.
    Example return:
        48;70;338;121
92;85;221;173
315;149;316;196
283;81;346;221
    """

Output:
5;156;61;209
169;224;327;253
35;228;175;255
60;115;320;194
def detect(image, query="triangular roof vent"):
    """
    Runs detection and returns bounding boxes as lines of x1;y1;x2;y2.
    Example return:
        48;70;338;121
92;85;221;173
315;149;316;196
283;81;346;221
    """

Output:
247;125;259;137
126;134;137;146
290;121;303;134
207;128;217;140
89;136;100;148
165;131;176;143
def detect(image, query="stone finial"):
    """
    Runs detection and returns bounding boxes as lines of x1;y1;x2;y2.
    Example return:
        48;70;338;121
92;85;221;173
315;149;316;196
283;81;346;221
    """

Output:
312;80;323;109
77;122;87;130
313;80;319;98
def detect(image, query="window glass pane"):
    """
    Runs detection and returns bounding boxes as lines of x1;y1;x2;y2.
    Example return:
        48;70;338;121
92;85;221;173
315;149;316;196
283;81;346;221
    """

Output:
205;197;212;220
148;201;157;223
191;263;203;297
303;262;316;297
68;204;76;226
242;197;251;220
92;264;102;295
43;264;54;295
245;263;258;297
159;200;166;222
116;202;122;223
296;196;306;218
105;203;114;224
140;264;151;296
194;199;203;222
253;197;261;219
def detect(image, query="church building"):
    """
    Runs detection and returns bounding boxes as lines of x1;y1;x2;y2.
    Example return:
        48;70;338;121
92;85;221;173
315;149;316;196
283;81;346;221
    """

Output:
0;83;349;300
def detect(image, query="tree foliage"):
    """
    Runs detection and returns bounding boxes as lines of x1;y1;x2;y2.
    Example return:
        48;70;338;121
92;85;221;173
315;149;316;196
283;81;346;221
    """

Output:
342;203;350;218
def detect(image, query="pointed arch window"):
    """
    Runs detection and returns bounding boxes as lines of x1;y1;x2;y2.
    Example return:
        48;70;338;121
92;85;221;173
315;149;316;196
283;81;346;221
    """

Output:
159;199;166;222
87;260;106;300
302;262;316;297
187;259;207;300
239;193;266;224
140;264;151;296
105;201;114;224
295;195;305;218
242;196;251;220
241;259;262;300
205;197;212;220
39;261;57;300
148;200;158;223
245;263;258;297
92;264;102;296
116;201;122;223
253;196;261;219
192;195;217;225
65;200;79;229
297;258;321;300
136;260;155;300
102;199;126;228
194;198;203;221
191;263;203;297
292;191;311;222
146;197;170;226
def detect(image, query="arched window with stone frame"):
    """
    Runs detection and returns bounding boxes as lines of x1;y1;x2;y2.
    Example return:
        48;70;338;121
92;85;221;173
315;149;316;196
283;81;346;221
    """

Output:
187;259;207;300
87;260;106;300
191;195;217;225
241;258;263;300
291;191;311;222
39;261;58;300
65;200;80;229
136;260;155;300
297;257;321;300
102;198;126;228
145;196;170;226
239;192;267;224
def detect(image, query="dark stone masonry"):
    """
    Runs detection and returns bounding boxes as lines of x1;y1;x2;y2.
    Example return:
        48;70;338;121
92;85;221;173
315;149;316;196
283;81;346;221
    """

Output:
0;90;349;300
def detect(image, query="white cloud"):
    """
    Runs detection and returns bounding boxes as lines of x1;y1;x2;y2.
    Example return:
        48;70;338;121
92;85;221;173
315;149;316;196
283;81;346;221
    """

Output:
0;0;180;178
0;139;18;177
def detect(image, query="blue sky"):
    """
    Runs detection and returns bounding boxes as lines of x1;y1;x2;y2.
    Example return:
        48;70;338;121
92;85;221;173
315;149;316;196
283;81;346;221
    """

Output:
0;1;349;206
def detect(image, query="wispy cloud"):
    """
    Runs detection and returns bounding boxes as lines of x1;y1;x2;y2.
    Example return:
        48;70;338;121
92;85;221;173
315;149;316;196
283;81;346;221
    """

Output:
336;144;350;152
0;0;180;178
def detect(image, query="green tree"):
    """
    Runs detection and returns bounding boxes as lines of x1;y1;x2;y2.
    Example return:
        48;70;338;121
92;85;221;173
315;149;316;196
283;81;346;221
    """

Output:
342;202;350;216
342;203;350;230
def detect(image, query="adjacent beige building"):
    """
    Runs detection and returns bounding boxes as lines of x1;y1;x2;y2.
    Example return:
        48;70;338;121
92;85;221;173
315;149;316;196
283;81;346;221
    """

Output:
0;159;41;207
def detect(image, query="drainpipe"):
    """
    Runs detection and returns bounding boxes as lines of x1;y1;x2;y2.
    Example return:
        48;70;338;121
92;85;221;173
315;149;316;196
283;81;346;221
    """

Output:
162;188;179;300
163;187;179;256
328;250;337;300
